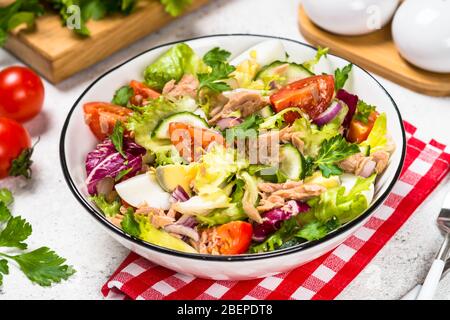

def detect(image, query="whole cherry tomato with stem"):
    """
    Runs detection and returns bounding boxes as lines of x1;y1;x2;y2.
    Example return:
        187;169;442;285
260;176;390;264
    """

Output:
0;117;36;179
0;66;45;123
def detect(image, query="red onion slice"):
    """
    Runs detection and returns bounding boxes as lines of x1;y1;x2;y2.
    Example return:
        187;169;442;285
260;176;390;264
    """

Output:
170;186;190;203
216;117;243;130
359;160;377;178
96;177;115;196
164;224;199;242
313;100;343;126
336;89;358;129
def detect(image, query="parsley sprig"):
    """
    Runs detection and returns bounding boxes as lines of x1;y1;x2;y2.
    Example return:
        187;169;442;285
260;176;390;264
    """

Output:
354;100;376;124
314;135;360;177
1;0;192;46
197;47;236;94
0;188;75;287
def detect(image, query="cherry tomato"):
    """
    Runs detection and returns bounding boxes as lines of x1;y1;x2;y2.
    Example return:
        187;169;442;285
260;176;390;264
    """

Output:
130;80;160;105
0;66;44;122
347;111;378;143
168;122;224;162
215;221;253;255
270;75;335;123
83;102;132;140
0;117;33;179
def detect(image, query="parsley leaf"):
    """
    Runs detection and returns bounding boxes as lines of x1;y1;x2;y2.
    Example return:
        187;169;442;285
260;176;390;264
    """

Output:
224;114;262;142
354;100;376;124
0;0;44;47
112;85;133;107
160;0;192;16
296;217;339;241
0;202;11;223
6;247;75;287
197;47;235;94
0;259;8;286
0;216;32;250
203;47;232;67
334;63;353;91
121;209;140;238
314;135;360;178
110;121;126;158
0;188;13;207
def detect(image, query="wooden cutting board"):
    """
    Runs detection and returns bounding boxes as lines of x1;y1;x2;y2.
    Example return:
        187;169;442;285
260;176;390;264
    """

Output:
2;0;210;84
298;6;450;97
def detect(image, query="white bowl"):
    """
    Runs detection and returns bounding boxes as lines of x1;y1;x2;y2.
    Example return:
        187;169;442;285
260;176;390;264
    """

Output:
60;34;405;280
392;0;450;73
302;0;400;36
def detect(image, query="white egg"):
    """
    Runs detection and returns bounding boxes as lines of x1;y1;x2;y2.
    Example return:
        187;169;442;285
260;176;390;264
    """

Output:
302;0;400;36
115;172;171;209
392;0;450;73
230;39;287;67
340;173;374;204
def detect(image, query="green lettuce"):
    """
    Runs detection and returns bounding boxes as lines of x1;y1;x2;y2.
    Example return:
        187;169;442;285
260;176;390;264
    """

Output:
291;104;348;157
360;112;387;154
144;43;207;90
258;107;302;130
126;96;197;150
171;191;231;216
308;174;376;225
135;215;197;253
192;144;246;195
196;204;246;227
89;195;120;218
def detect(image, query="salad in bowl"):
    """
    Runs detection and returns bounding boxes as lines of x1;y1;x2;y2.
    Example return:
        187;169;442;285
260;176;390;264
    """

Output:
80;38;396;257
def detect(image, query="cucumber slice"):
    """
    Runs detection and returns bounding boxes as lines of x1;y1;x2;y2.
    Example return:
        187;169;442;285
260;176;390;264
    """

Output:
152;112;209;139
279;144;304;181
255;61;313;86
258;106;275;118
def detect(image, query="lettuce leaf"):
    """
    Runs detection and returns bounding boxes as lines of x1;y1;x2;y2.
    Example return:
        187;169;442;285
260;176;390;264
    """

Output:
192;144;246;195
308;174;376;225
90;195;120;218
291;104;347;157
259;107;302;130
126;97;197;151
144;43;207;90
135;215;197;253
171;191;231;216
360;112;387;154
196;204;246;227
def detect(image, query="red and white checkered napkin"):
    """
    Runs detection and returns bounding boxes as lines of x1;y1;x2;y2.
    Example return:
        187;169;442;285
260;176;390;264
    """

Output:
102;121;450;300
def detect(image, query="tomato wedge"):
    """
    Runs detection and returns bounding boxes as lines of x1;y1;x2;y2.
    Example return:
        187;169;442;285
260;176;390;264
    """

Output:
347;111;378;143
168;122;224;162
130;80;160;105
216;221;253;255
83;102;132;140
270;75;335;123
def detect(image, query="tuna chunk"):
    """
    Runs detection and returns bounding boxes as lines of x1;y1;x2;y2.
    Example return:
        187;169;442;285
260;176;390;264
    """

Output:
163;74;199;99
257;181;325;212
338;151;390;177
209;91;267;124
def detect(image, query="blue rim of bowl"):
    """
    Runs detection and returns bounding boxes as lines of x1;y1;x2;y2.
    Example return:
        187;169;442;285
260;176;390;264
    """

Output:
60;34;406;262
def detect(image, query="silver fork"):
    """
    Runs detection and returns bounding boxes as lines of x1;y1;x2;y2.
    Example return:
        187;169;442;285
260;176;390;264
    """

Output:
415;190;450;300
401;259;450;300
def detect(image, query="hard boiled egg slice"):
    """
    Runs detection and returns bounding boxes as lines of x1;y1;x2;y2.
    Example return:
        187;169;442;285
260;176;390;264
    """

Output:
230;39;287;67
340;173;375;204
115;172;171;210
